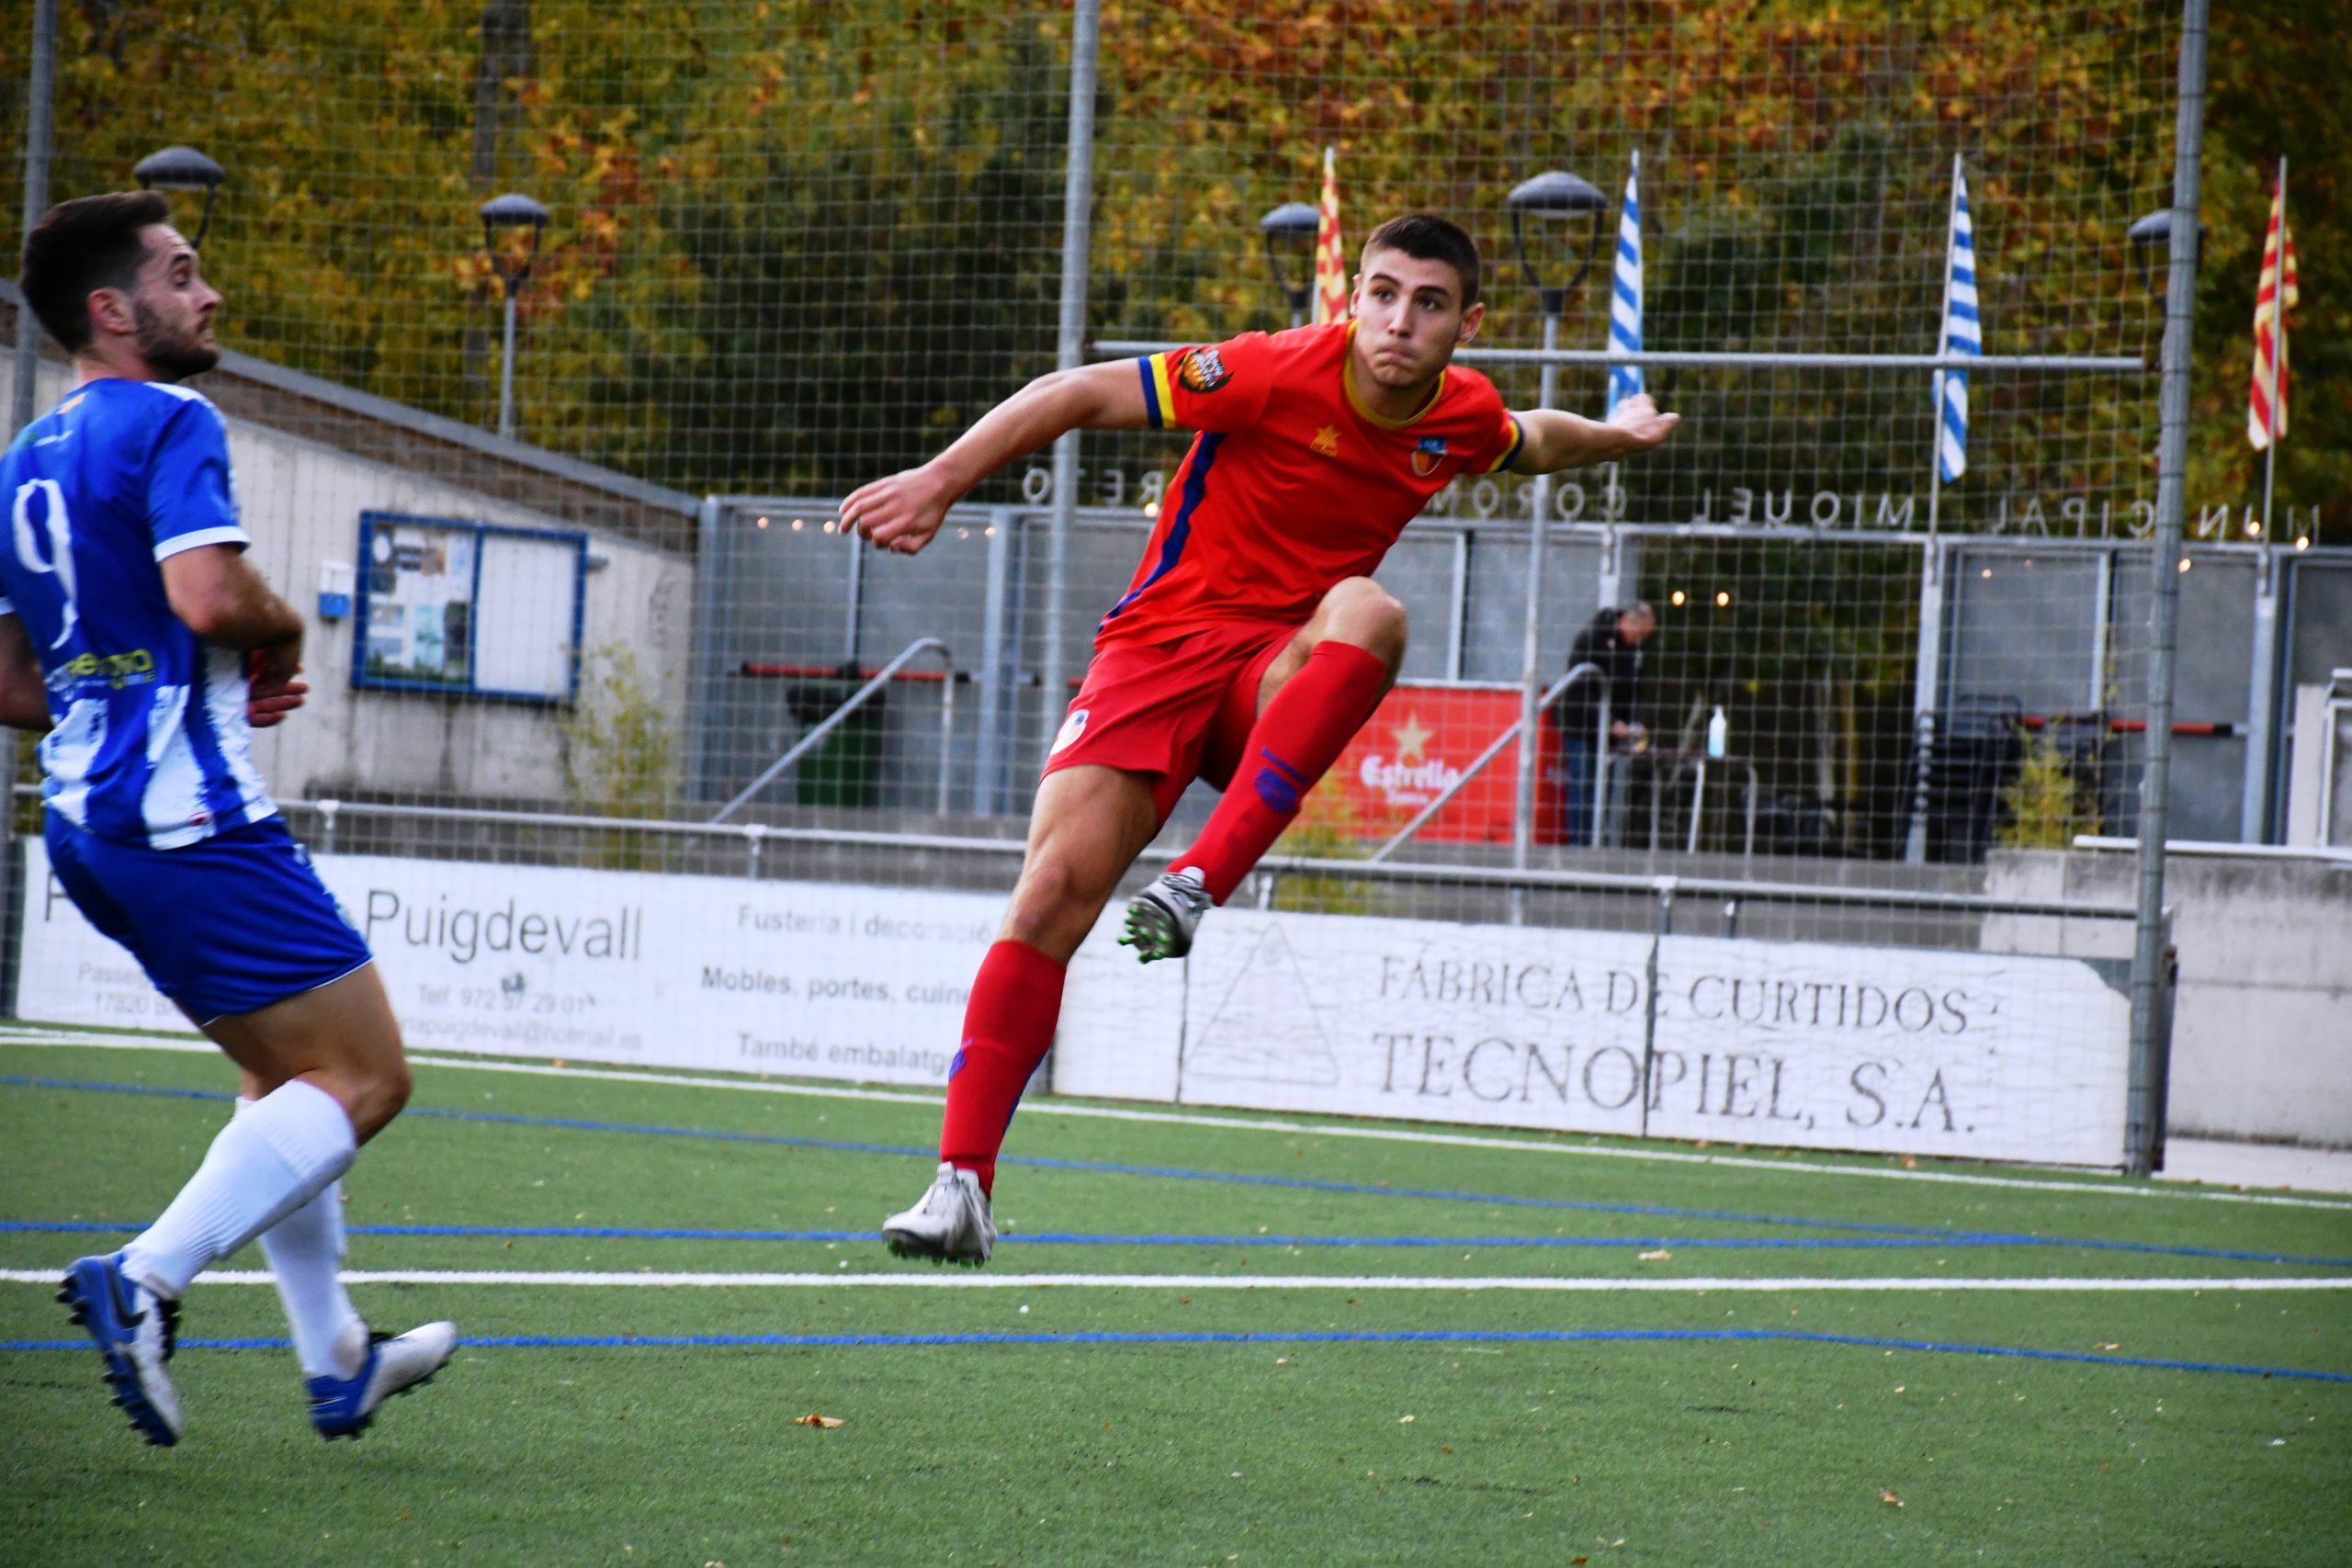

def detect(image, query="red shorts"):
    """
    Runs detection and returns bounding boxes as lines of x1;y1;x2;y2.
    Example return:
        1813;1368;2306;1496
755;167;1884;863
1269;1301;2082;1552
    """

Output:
1043;619;1299;822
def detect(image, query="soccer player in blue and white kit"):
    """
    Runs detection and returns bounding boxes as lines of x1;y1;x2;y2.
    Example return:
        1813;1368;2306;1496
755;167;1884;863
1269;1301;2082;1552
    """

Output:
0;192;455;1446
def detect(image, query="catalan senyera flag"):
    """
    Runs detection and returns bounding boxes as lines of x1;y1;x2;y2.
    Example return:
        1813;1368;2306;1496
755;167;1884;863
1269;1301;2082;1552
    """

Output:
2248;182;2299;450
1312;146;1348;325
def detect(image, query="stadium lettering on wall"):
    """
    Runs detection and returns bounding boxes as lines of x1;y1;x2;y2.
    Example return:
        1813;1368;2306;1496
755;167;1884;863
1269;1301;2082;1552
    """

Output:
1021;463;2325;540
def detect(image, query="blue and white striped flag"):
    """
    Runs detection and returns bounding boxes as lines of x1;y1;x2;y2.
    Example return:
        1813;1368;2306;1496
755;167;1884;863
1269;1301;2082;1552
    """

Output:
1606;151;1642;416
1935;156;1980;483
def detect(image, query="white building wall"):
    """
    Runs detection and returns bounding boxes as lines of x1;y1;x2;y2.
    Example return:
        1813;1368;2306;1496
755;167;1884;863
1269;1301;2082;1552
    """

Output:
5;352;695;807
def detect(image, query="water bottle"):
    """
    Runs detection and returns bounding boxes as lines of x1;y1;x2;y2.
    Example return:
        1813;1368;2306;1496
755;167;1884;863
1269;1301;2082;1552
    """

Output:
1706;705;1728;760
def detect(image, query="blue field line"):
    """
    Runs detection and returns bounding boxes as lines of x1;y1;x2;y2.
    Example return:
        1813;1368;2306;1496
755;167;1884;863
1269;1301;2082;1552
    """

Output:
3;1325;2345;1383
5;1218;2347;1270
0;1075;1984;1238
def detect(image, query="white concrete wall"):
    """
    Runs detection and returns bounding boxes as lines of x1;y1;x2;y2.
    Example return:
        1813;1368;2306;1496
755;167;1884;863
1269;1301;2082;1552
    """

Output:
1984;848;2352;1148
6;354;695;806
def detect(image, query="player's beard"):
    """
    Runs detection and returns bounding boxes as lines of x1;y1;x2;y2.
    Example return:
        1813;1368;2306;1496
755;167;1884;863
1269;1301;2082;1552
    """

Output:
132;298;220;382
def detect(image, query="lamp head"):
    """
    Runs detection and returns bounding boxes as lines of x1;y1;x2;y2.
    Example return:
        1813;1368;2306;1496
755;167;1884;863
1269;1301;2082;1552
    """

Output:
1506;171;1606;316
133;146;226;246
480;193;552;291
1258;201;1320;321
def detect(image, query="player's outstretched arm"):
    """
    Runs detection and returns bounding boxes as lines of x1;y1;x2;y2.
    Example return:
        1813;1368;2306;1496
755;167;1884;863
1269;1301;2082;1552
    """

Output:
844;361;1152;556
1507;392;1679;475
0;614;52;731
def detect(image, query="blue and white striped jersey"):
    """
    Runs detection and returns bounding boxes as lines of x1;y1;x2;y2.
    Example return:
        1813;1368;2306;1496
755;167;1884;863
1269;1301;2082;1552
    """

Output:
0;378;277;848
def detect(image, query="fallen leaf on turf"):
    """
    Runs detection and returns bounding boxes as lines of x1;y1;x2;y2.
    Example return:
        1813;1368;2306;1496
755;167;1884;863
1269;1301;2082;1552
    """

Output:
795;1414;843;1428
1638;1249;1673;1261
1573;1559;1588;1565
1881;1489;1904;1507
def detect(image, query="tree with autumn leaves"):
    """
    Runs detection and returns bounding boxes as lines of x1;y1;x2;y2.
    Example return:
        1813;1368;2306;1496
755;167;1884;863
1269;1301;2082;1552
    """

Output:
6;0;2324;515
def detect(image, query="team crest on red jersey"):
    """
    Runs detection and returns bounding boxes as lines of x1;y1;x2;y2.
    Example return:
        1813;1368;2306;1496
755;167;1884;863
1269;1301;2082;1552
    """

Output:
1411;435;1449;477
1175;345;1231;393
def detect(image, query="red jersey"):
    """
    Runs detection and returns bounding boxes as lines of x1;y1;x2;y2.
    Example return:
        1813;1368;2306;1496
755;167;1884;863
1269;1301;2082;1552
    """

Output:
1100;321;1523;647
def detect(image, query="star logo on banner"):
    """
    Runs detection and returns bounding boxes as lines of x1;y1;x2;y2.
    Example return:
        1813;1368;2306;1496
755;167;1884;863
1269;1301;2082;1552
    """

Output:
1310;424;1340;457
1393;712;1431;764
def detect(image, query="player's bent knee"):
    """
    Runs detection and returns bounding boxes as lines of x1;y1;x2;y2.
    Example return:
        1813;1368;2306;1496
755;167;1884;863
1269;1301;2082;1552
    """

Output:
1001;856;1120;957
1320;578;1408;664
339;1057;413;1144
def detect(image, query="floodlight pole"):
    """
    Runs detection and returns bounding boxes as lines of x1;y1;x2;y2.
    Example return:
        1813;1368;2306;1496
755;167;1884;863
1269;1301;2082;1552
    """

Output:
1040;0;1099;761
1510;310;1561;925
11;0;58;440
3;0;59;1021
1502;171;1602;921
2124;0;2209;1179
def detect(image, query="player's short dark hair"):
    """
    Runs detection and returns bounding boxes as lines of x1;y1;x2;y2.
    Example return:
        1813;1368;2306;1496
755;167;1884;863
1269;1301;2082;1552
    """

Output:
19;191;173;353
1361;214;1482;308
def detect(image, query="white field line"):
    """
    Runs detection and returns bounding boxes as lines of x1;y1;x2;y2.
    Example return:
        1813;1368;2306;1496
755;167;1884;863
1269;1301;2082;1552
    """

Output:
7;1026;2350;1214
4;1268;2349;1292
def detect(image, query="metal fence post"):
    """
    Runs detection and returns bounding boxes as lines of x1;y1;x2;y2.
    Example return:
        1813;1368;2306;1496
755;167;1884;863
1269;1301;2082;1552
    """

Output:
1637;875;1675;1138
2126;0;2209;1179
1040;0;1100;761
1904;535;1945;863
973;506;1015;816
684;495;727;806
1510;312;1562;924
2241;549;2282;842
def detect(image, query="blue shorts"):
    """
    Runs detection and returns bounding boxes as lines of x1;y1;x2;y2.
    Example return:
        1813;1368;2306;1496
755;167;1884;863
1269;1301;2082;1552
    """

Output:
46;814;374;1025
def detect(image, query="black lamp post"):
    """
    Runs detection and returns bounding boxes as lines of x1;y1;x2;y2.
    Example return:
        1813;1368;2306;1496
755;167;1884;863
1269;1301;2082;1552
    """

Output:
1258;201;1321;328
1506;170;1607;318
479;192;550;440
133;146;226;247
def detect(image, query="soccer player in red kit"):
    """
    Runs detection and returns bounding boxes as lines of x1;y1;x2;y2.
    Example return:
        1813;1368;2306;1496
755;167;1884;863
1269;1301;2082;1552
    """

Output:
842;215;1678;1262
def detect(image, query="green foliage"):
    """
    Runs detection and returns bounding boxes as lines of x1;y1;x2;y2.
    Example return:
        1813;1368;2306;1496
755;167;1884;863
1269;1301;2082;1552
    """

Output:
561;641;677;866
1997;731;2103;850
3;0;2269;513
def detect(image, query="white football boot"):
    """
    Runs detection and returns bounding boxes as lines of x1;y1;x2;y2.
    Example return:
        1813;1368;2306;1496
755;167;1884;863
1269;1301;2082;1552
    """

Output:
881;1163;996;1266
1121;866;1214;963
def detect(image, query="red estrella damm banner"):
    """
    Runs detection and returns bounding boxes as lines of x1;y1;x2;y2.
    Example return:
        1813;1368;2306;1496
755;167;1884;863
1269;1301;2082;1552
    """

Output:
1295;684;1566;848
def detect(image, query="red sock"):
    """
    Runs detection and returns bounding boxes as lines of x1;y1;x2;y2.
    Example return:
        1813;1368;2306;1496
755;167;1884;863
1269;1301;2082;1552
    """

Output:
1178;640;1389;904
939;940;1067;1194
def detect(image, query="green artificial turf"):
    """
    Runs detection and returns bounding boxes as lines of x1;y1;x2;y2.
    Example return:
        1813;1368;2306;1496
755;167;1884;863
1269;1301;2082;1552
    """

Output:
4;1036;2347;1566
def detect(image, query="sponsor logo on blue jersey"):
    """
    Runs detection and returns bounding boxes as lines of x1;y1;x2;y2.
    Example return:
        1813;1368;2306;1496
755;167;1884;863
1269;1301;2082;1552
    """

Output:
0;380;273;848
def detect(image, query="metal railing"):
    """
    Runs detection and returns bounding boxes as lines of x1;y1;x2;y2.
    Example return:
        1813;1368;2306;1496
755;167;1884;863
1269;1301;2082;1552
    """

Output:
710;636;956;823
1092;341;2152;375
1369;662;1608;863
1645;756;1763;858
256;790;2142;921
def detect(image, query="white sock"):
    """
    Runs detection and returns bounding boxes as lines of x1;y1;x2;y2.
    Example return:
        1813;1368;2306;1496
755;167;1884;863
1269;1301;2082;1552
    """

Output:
120;1078;356;1302
234;1098;367;1381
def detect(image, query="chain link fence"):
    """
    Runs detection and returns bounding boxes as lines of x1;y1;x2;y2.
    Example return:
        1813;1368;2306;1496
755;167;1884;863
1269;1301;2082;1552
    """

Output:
8;1;2309;1168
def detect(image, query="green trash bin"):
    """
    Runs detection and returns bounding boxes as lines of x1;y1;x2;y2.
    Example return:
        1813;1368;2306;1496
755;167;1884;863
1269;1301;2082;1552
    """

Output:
785;663;884;809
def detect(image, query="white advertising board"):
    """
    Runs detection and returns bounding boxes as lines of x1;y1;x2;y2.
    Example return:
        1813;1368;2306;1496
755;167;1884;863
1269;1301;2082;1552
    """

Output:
17;841;1000;1086
17;843;2132;1164
1056;910;2132;1167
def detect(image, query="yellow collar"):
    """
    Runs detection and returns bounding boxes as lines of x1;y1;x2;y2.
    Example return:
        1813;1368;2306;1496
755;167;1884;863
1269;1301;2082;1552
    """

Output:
1340;320;1447;429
